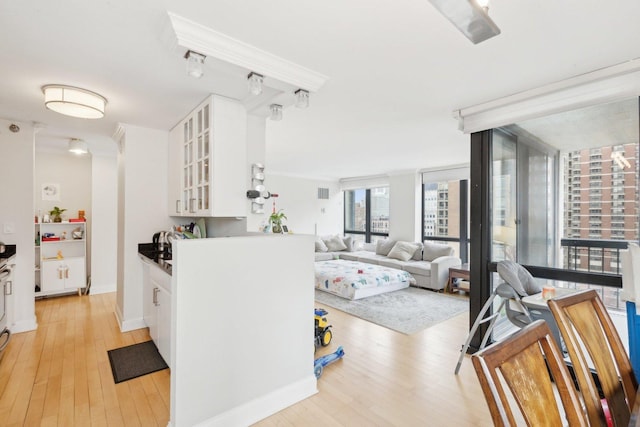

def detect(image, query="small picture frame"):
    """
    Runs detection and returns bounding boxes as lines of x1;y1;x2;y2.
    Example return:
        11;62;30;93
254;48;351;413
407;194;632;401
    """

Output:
281;225;289;234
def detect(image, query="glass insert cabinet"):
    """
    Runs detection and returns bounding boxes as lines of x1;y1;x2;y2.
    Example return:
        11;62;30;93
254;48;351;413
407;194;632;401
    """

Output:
168;94;247;217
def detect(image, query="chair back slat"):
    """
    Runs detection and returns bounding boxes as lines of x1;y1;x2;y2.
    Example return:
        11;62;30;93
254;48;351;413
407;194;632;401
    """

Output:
549;290;638;427
472;320;588;427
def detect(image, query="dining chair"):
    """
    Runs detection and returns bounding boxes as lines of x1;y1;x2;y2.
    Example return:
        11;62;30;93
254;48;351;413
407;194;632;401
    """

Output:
549;289;638;427
472;319;588;427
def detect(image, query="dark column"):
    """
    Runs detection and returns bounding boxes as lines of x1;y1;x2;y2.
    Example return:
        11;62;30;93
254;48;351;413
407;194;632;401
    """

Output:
469;130;493;352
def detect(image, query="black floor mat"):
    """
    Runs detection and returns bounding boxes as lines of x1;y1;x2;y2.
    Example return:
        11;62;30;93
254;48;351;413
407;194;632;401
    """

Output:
107;340;168;383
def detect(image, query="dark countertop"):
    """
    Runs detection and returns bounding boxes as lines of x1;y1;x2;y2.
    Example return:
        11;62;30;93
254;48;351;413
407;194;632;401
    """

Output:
1;245;16;260
138;243;172;275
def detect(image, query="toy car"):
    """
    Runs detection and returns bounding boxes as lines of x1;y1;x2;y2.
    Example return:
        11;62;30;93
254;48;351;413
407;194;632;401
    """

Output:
314;346;345;379
314;308;332;348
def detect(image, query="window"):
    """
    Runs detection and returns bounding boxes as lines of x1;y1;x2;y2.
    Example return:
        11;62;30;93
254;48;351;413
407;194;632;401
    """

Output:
344;187;389;243
422;178;469;262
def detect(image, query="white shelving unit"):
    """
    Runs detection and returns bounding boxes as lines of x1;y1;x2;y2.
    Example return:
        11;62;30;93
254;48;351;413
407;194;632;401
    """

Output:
35;221;87;297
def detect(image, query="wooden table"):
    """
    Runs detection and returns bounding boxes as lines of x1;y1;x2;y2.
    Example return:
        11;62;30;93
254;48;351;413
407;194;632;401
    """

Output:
448;264;470;293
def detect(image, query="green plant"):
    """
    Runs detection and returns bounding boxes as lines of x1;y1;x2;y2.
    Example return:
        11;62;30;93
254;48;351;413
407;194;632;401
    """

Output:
49;206;66;222
269;209;287;233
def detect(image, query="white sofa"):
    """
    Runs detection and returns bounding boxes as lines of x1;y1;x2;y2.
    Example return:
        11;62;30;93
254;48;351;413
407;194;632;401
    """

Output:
315;237;461;291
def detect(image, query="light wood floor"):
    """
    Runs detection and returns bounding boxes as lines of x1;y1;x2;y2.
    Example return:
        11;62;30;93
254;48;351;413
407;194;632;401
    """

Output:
0;292;492;426
0;293;169;427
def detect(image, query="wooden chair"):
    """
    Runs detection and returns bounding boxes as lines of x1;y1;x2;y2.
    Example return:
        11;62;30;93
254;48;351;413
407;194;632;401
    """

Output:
472;319;588;426
549;289;637;427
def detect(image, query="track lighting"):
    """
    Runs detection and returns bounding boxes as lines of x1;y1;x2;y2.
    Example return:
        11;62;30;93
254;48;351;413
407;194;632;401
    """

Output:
247;72;264;95
427;0;500;44
185;50;205;78
270;104;283;121
294;89;309;109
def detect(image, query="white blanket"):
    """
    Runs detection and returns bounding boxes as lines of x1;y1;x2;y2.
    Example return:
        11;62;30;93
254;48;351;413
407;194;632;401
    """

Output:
315;259;413;300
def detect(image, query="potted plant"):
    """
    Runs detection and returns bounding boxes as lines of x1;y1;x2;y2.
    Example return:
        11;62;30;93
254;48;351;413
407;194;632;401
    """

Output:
269;209;287;233
49;206;67;223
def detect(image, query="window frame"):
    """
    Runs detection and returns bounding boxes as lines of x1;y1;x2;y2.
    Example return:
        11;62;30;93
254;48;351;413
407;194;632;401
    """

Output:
343;187;389;243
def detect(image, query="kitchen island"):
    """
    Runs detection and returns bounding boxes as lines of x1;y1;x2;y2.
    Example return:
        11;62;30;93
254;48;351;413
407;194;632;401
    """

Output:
139;234;316;427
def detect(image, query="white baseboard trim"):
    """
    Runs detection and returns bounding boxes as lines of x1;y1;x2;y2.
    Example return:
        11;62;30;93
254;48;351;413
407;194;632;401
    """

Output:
114;305;146;332
10;317;38;333
193;375;317;427
86;283;116;295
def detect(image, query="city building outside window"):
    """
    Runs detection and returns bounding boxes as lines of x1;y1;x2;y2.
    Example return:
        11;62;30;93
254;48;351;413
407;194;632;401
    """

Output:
344;187;389;244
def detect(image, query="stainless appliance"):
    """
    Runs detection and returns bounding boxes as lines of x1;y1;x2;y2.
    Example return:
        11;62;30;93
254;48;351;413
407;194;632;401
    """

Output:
0;259;12;360
153;231;168;252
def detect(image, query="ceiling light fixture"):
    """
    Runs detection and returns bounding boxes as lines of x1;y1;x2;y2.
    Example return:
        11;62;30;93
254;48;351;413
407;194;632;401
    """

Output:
476;0;490;12
294;89;309;109
42;85;107;119
68;138;89;155
269;104;283;121
427;0;500;44
611;151;631;169
247;72;264;95
185;50;205;78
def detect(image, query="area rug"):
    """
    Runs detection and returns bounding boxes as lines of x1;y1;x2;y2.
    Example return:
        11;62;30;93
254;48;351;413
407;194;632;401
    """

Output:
107;341;168;384
314;287;468;335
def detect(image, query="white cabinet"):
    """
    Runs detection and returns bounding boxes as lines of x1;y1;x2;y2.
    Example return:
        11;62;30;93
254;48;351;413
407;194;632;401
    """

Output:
36;222;86;297
155;285;171;364
141;257;171;365
41;258;85;292
168;94;247;217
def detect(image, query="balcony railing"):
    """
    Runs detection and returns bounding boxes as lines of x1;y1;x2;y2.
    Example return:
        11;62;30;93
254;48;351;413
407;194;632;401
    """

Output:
561;238;631;310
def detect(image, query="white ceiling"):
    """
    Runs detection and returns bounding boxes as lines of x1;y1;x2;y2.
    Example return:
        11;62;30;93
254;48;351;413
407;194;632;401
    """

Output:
1;1;640;178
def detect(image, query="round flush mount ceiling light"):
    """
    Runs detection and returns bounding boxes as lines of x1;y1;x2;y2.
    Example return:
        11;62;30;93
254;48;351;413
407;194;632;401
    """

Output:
68;138;89;155
42;85;107;119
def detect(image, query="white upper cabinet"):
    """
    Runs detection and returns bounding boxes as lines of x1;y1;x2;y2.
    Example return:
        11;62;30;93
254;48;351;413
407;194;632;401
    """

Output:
169;94;247;217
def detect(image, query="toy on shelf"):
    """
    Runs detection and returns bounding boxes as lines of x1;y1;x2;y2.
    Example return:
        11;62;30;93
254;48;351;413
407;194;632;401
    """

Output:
314;308;332;349
314;346;345;379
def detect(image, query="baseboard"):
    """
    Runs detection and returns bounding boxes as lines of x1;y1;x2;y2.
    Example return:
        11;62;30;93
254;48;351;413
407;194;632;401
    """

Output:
10;317;38;333
86;283;116;295
193;375;317;427
114;306;146;332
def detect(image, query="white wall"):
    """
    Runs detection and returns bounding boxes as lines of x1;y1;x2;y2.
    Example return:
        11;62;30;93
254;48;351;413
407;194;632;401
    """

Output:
115;124;172;331
90;152;118;294
257;174;342;236
0;119;36;333
34;150;92;223
171;234;316;426
388;172;421;242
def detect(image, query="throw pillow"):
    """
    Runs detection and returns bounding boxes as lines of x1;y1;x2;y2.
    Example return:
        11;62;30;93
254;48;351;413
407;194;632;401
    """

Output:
412;242;424;261
422;242;454;261
324;234;347;252
315;238;328;252
342;235;354;252
376;239;397;256
387;241;420;262
362;242;377;252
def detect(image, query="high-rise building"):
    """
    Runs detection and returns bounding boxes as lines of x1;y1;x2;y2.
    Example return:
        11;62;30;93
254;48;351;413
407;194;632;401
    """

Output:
563;143;639;273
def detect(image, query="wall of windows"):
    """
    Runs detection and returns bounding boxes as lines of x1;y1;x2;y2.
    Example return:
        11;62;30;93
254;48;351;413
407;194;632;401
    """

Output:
344;187;389;244
479;98;639;313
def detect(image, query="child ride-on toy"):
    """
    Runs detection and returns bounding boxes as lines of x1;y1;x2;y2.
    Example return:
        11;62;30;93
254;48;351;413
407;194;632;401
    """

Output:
314;346;345;378
314;308;332;348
